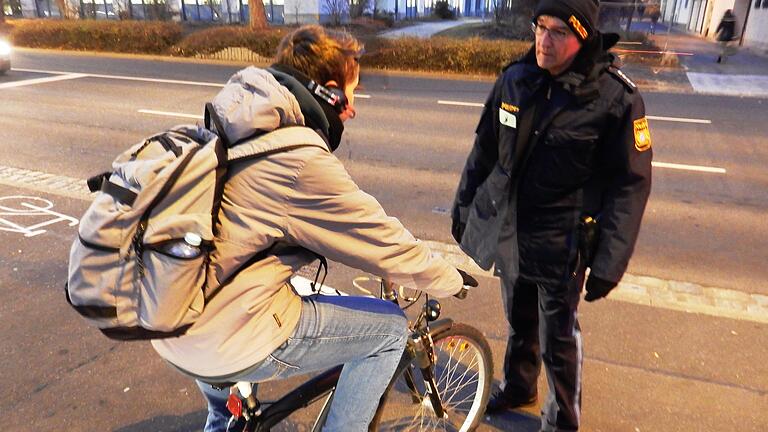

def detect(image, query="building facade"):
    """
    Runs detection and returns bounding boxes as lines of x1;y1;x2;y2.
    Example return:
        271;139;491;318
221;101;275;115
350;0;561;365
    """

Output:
662;0;768;50
5;0;286;24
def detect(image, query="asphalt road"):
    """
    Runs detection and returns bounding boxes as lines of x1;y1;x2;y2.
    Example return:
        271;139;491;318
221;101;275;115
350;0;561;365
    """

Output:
1;50;766;431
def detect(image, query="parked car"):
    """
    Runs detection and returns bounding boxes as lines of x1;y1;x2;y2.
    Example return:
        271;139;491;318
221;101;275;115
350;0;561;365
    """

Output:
0;39;11;74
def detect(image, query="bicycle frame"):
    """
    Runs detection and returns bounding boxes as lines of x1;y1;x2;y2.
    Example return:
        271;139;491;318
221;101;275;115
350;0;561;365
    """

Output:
235;365;341;432
226;278;458;431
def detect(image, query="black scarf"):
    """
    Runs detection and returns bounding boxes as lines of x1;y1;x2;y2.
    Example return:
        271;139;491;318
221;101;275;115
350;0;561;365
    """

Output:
268;63;345;152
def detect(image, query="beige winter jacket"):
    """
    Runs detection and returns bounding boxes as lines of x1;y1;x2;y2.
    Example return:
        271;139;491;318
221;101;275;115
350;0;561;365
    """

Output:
152;67;463;379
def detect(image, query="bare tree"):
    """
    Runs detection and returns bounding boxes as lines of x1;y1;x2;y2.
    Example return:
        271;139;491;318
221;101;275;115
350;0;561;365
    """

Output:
53;0;77;18
623;0;637;33
323;0;347;25
249;0;268;28
291;0;301;24
348;0;367;19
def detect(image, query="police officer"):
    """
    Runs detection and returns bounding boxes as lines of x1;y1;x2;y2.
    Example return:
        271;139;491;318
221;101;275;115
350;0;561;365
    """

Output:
451;0;652;430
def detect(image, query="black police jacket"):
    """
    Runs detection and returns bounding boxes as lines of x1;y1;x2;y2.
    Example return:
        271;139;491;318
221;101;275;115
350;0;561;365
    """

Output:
452;40;652;286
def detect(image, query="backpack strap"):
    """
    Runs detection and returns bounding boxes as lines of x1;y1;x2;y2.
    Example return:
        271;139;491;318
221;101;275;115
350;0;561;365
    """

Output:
227;126;329;163
205;103;232;148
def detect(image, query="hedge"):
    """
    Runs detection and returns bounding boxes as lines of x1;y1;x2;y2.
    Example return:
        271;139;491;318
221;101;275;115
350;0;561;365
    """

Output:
10;19;183;54
170;26;286;57
363;37;530;74
7;20;532;75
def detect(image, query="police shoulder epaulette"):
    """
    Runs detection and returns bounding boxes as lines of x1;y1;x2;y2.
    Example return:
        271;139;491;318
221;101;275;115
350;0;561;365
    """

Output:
607;65;637;93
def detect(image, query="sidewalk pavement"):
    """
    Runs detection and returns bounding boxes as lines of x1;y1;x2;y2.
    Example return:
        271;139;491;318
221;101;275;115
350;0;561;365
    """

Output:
635;21;768;97
378;18;484;39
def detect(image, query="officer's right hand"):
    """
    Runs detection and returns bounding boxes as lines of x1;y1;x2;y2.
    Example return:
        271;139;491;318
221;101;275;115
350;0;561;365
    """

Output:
454;268;478;299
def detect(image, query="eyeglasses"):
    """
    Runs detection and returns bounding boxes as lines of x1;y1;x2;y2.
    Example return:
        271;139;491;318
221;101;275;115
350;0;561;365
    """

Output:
531;22;572;42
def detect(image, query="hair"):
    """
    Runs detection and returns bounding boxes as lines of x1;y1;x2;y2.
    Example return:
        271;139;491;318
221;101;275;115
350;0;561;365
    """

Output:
275;25;364;90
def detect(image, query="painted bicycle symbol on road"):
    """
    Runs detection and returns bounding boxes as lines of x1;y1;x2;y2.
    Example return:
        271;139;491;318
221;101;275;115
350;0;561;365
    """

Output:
0;195;79;237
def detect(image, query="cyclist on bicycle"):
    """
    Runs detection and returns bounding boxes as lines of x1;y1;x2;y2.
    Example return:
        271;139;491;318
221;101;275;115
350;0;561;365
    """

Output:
150;25;474;432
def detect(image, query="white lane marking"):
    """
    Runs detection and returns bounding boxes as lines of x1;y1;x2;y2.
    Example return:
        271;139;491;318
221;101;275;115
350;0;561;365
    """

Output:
0;73;87;89
437;101;713;124
138;109;203;120
647;115;711;124
11;68;224;87
438;100;484;108
13;68;376;93
652;161;726;174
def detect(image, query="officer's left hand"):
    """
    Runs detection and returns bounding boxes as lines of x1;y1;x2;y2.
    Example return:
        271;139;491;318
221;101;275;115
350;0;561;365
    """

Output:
584;276;618;302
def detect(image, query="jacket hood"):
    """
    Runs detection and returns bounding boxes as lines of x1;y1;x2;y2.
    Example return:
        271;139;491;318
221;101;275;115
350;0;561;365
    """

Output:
211;67;305;145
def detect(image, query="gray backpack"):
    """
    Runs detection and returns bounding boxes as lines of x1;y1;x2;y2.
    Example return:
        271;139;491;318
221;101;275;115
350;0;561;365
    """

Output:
66;104;327;340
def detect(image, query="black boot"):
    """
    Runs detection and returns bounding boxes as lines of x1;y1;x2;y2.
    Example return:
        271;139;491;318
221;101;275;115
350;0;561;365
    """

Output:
485;388;538;414
716;56;722;63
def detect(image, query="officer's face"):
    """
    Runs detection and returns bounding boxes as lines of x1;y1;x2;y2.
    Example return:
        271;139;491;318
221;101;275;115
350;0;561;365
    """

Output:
534;15;582;76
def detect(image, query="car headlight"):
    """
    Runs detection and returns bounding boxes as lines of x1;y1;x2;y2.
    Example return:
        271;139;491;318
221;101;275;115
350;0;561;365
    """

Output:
0;40;12;56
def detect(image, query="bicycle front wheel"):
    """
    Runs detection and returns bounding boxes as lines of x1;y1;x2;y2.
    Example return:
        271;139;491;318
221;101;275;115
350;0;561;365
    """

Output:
371;323;493;432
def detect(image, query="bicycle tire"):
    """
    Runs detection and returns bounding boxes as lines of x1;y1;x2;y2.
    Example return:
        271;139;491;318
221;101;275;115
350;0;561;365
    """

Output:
370;323;493;432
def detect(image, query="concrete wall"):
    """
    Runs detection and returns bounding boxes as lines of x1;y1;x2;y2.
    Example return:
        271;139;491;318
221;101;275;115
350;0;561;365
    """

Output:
283;0;319;23
730;0;749;35
743;2;768;51
705;0;734;36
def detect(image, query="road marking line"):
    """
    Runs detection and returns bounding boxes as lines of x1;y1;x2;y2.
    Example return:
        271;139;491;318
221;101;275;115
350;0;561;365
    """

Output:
613;49;695;56
138;112;723;175
437;101;713;124
0;73;87;89
652;161;726;174
647;115;711;124
3;164;758;322
11;68;224;87
438;100;484;108
13;68;377;94
138;109;203;120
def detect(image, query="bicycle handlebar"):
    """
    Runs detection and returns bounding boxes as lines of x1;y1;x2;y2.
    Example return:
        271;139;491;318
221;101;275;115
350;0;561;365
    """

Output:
454;286;469;300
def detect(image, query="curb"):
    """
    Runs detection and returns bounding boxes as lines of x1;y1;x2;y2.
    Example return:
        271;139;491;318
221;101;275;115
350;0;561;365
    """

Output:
423;240;768;324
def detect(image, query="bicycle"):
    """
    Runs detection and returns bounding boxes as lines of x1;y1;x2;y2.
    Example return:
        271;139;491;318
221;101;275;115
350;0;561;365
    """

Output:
221;277;494;432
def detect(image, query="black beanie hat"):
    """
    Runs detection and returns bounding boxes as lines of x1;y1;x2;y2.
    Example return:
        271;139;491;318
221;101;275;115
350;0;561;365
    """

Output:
534;0;600;41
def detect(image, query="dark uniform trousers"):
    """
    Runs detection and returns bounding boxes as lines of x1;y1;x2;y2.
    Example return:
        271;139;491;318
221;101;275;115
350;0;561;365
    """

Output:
501;268;586;432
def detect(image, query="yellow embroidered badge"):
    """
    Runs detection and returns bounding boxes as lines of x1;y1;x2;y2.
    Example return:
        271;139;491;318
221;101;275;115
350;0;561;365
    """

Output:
500;102;519;113
633;117;652;151
569;15;589;40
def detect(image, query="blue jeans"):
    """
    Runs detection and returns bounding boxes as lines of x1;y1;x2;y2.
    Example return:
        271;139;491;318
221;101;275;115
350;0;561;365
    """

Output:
197;294;409;432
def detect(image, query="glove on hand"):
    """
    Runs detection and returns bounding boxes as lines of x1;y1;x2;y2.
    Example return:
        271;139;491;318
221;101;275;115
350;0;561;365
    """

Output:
457;268;478;288
584;275;617;302
454;268;478;299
